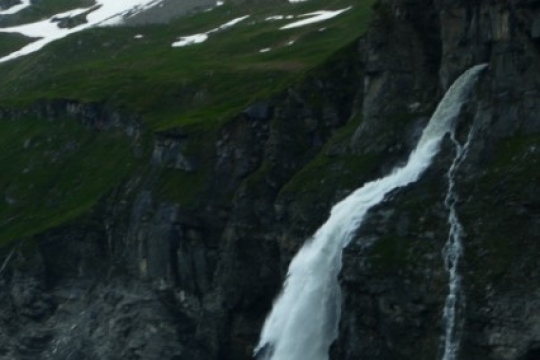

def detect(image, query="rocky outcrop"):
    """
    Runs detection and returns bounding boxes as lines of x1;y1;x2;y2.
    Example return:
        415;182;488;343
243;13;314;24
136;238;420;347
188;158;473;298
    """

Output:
0;250;210;360
0;0;20;11
0;100;143;139
123;0;216;25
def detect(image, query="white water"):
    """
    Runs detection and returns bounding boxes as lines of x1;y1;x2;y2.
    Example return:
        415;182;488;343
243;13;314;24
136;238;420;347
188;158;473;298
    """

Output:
255;64;488;360
440;127;474;360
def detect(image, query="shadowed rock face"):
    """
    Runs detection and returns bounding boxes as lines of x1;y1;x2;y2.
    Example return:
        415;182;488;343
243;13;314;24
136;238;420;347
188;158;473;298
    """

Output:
0;38;365;360
122;0;217;25
0;0;20;11
123;0;290;25
1;0;540;360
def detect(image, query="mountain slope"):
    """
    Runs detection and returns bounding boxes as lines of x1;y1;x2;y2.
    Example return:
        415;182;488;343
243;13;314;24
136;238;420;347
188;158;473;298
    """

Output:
1;0;540;360
0;1;376;359
0;0;374;246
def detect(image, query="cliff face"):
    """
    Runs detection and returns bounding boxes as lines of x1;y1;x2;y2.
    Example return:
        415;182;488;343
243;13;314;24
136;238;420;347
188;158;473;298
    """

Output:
1;0;540;359
334;1;540;360
0;41;366;359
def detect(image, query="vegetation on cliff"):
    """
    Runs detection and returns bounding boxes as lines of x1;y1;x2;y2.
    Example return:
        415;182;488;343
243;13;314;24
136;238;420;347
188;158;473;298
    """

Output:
0;0;375;245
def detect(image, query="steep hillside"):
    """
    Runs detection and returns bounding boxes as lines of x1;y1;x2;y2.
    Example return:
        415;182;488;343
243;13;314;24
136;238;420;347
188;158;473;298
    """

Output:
0;0;374;246
0;0;539;360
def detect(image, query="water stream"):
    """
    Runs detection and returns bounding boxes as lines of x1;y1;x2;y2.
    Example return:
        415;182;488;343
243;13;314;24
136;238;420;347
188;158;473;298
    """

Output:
255;64;487;360
440;128;475;360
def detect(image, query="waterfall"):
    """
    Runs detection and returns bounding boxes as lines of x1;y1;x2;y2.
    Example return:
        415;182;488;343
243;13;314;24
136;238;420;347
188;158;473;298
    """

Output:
254;64;488;360
440;128;474;360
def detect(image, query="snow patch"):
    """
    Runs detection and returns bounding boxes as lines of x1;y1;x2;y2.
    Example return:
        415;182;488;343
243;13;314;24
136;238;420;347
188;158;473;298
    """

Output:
204;0;225;12
172;15;249;48
280;7;351;30
172;33;208;47
0;0;167;63
0;0;31;15
259;48;271;53
218;15;250;29
265;15;285;21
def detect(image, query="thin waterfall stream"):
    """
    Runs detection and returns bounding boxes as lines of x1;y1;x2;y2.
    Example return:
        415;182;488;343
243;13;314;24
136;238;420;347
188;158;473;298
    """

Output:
441;128;475;360
255;64;487;360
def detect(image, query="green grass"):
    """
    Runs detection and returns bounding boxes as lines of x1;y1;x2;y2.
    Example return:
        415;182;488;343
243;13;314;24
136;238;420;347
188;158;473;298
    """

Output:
278;114;380;207
0;33;35;58
0;0;377;244
155;120;222;206
483;134;540;185
0;117;139;245
0;0;375;130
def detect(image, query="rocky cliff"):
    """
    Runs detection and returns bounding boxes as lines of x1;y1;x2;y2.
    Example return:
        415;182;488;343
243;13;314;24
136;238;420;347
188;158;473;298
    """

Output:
1;0;540;359
333;1;540;360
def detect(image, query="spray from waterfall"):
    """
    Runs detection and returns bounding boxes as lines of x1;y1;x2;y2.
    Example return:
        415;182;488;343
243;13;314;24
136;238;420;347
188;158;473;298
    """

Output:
254;64;487;360
440;128;474;360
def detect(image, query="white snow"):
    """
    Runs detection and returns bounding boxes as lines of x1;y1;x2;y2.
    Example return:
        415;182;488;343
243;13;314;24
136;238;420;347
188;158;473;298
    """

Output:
0;0;350;63
265;15;285;21
172;15;249;48
134;34;144;39
259;48;271;53
172;33;208;47
204;1;225;12
0;0;31;15
218;15;250;29
0;0;167;63
280;7;351;30
91;0;165;26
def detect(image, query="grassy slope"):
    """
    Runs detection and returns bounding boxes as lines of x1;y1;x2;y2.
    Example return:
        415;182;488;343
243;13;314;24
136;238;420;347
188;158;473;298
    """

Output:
0;33;35;58
0;117;138;245
0;0;375;245
278;114;377;201
0;0;375;129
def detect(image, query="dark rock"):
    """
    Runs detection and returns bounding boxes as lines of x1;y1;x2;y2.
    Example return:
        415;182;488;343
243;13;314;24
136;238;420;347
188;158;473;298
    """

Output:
0;0;20;11
52;12;89;29
242;101;274;121
532;14;540;38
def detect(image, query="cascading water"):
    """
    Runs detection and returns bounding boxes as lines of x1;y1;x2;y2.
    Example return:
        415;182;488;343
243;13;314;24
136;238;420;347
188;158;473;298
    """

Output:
440;128;475;360
254;63;488;360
